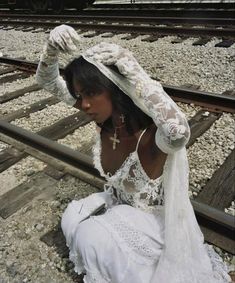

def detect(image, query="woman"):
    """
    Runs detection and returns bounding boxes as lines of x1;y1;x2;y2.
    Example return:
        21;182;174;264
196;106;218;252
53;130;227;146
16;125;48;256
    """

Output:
36;25;231;283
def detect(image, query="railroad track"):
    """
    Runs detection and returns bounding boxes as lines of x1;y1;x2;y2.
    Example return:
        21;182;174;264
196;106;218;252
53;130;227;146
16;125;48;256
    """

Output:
0;56;234;266
1;13;234;26
0;13;234;40
0;1;234;18
88;4;235;19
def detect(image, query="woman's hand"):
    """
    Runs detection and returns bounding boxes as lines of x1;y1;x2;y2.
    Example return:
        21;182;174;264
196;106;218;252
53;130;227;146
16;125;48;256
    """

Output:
40;24;81;65
84;42;151;83
84;42;125;65
47;24;80;54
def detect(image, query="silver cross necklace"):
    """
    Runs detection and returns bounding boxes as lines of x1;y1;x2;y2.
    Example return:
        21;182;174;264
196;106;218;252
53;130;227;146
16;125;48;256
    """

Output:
110;129;120;150
109;115;125;150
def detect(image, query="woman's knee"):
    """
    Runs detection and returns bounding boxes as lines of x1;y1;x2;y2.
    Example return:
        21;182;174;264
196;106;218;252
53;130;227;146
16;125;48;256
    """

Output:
61;200;82;246
72;219;104;264
74;219;101;250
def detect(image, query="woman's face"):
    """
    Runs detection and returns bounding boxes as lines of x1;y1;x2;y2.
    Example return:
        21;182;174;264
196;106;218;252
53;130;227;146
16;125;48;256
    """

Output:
73;82;113;124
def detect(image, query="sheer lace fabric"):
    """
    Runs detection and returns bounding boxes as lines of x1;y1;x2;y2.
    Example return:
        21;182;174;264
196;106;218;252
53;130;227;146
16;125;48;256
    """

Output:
93;129;165;212
93;207;164;265
141;84;190;153
83;270;111;283
36;61;76;106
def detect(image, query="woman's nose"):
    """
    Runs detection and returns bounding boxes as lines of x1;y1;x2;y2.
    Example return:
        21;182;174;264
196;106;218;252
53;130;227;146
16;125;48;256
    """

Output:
81;98;91;111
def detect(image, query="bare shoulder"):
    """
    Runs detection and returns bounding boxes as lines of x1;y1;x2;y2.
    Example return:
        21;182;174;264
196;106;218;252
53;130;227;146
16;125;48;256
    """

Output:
141;124;167;159
138;124;167;179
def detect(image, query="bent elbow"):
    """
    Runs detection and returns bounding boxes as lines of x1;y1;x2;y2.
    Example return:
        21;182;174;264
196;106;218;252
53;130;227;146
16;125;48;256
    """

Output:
155;124;190;154
171;121;190;149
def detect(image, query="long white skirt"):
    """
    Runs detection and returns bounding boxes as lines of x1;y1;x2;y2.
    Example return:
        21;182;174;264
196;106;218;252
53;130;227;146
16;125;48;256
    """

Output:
62;200;165;283
61;197;230;283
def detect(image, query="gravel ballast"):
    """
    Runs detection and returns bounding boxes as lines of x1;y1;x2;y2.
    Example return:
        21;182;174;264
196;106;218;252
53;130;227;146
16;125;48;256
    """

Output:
188;113;235;196
0;88;50;116
0;75;37;96
11;102;78;132
0;30;234;94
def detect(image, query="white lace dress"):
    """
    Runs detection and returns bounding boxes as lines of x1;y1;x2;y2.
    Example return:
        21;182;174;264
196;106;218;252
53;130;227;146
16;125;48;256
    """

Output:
63;129;166;283
36;56;231;283
61;129;230;283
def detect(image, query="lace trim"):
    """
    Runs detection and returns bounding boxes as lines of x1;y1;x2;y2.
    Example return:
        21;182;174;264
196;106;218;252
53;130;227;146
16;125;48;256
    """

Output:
205;244;231;282
84;270;111;283
93;130;162;183
92;131;164;211
93;209;160;265
93;130;138;181
92;131;109;179
69;250;85;275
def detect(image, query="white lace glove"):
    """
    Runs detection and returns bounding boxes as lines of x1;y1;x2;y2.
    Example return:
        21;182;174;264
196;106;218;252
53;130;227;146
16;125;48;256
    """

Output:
84;42;190;153
41;24;80;65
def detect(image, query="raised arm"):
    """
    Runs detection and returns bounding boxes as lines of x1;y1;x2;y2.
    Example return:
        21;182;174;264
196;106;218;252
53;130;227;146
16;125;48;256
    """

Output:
119;54;191;154
83;43;190;154
36;25;80;106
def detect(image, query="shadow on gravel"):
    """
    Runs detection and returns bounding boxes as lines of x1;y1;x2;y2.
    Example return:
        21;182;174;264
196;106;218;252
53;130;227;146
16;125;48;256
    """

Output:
40;224;84;283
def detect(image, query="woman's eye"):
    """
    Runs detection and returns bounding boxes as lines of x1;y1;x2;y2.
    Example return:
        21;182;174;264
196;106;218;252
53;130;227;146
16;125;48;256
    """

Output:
74;90;98;99
84;91;96;97
89;92;96;97
75;93;82;99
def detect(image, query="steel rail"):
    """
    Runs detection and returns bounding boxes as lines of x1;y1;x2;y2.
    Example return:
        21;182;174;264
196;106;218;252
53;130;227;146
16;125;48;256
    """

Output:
1;4;235;18
0;120;234;240
0;19;234;38
0;120;97;176
1;57;235;113
92;3;235;10
85;6;235;19
163;85;235;114
0;14;234;26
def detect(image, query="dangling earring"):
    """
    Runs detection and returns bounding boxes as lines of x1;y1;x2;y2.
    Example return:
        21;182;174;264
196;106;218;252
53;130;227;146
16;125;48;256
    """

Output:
120;114;125;123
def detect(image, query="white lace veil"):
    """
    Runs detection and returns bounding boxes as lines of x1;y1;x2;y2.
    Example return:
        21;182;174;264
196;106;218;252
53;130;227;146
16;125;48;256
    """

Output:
83;55;150;115
82;51;230;283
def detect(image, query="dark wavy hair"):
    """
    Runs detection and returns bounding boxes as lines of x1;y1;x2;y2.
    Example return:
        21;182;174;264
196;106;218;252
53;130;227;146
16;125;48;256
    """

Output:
64;56;153;134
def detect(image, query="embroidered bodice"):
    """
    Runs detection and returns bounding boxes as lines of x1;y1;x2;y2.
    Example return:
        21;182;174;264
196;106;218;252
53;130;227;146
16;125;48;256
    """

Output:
93;129;165;212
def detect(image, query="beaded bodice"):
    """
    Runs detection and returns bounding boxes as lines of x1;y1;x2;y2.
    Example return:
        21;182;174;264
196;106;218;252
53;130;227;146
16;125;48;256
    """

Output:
93;129;165;212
